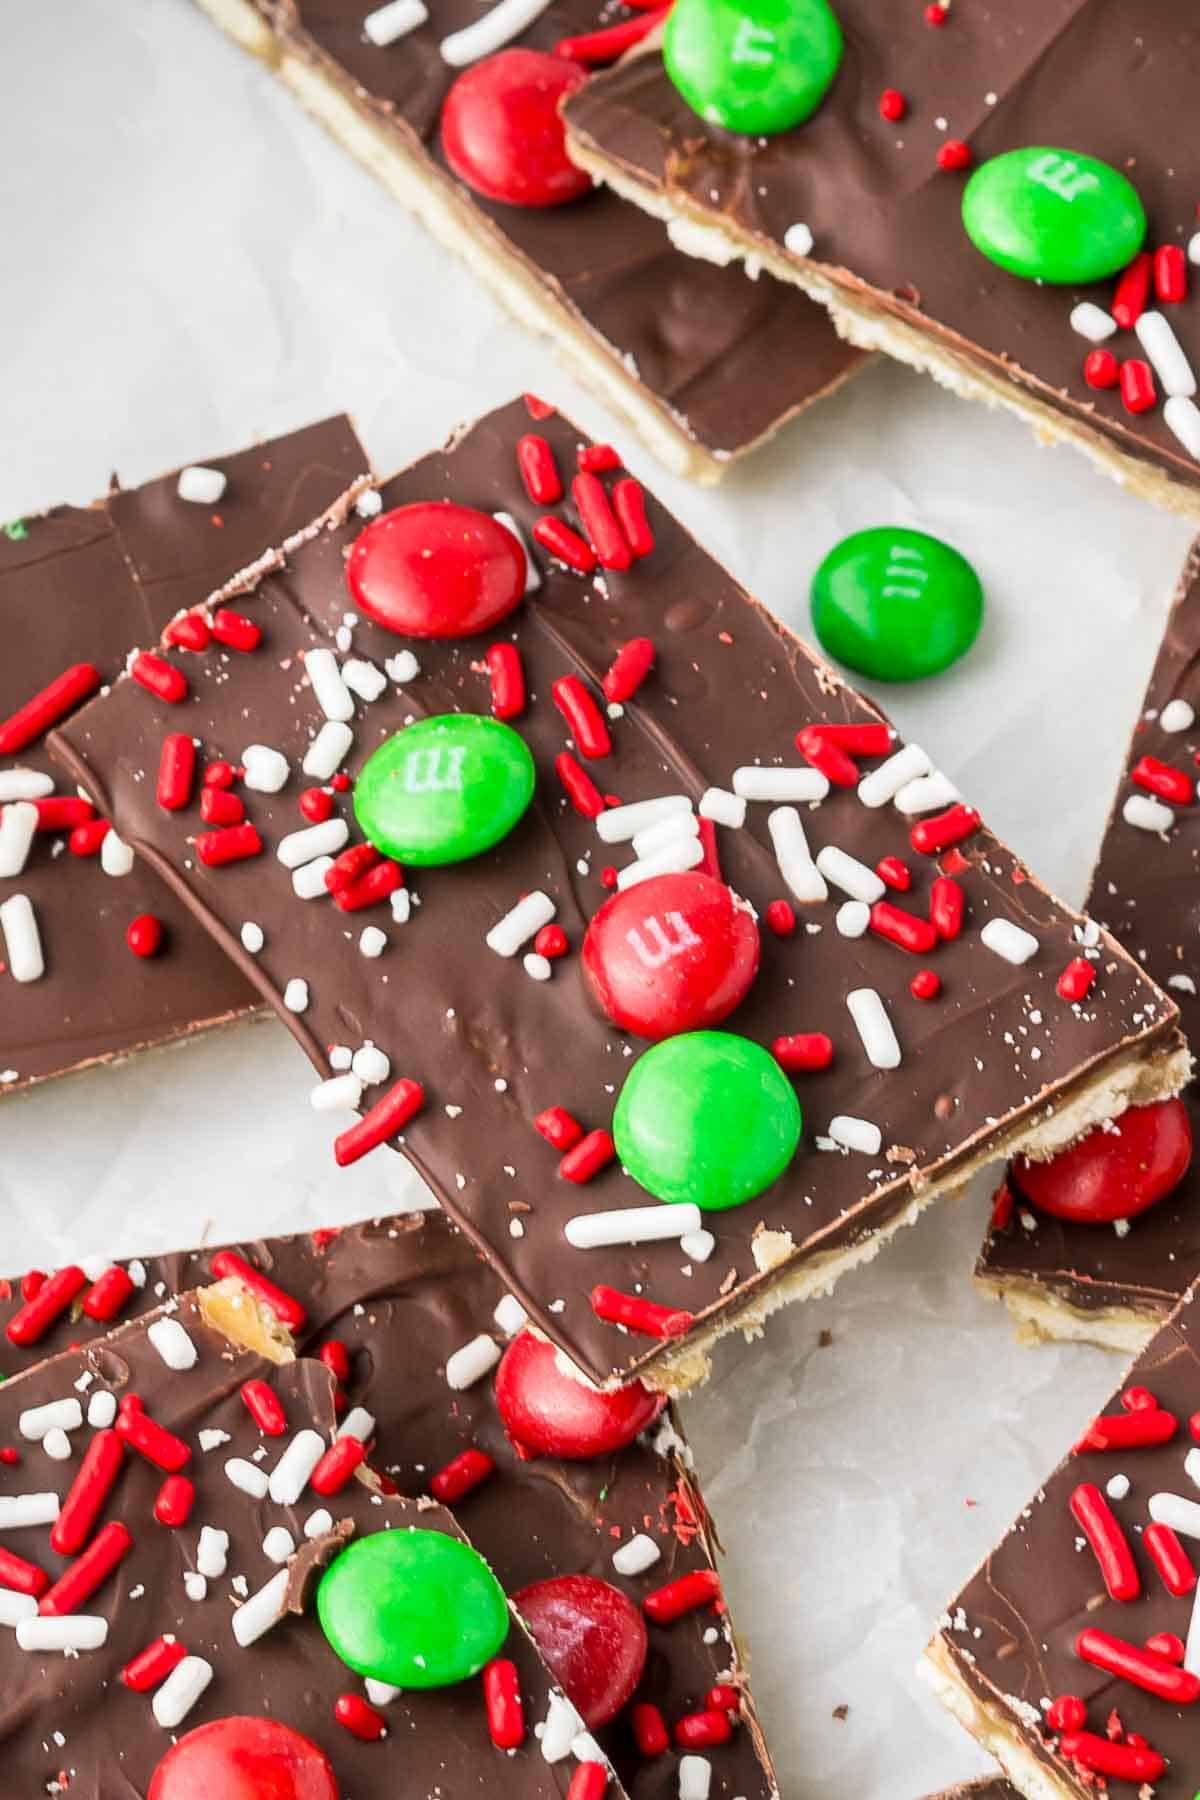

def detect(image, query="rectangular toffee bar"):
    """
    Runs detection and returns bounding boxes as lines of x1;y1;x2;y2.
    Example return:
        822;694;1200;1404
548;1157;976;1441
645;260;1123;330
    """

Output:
52;398;1187;1392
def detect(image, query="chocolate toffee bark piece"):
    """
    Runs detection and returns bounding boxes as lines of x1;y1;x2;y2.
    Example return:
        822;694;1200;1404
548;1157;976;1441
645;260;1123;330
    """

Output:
51;398;1188;1392
977;544;1200;1351
563;0;1200;517
922;1286;1200;1799
0;416;367;1096
189;0;863;483
0;1283;631;1799
0;1213;777;1800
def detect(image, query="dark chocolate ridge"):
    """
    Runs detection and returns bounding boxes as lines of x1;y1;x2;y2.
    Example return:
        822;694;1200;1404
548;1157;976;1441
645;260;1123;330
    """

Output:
51;397;1180;1389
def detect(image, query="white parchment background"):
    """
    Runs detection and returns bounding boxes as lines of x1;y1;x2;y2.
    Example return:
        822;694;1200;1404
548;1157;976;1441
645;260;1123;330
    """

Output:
3;5;1199;1794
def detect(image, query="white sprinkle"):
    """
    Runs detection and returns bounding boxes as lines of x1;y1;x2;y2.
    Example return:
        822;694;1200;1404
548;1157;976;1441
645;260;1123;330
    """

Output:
277;819;349;870
440;0;552;65
783;223;814;257
242;744;290;793
979;918;1040;965
352;1042;391;1085
196;1526;229;1578
337;1407;376;1444
311;1072;365;1113
732;766;829;804
612;1533;661;1576
153;1654;213;1726
100;829;134;878
304;1508;335;1539
679;1754;713;1800
292;856;334;900
617;835;705;891
1149;1491;1200;1539
177;465;226;505
566;1202;702;1250
630;808;699;861
1123;792;1175;833
147;1318;197;1372
233;1569;291;1648
0;892;43;985
1136;310;1197;398
1165;395;1200;460
19;1398;82;1442
43;1427;72;1461
1190;231;1200;268
385;650;421;685
0;770;53;804
359;925;387;958
304;648;355;722
858;743;931;808
86;1392;117;1430
366;1677;403;1705
283;978;310;1013
494;512;542;594
226;1457;270;1500
184;1572;208;1602
1185;1447;1200;1491
0;802;38;878
1069;301;1117;343
355;487;384;517
445;1334;501;1390
330;1044;353;1070
816;845;885;903
268;1430;326;1506
263;1526;296;1564
1186;1573;1200;1676
1161;698;1196;733
540;1690;585;1763
0;1493;60;1529
680;1228;716;1263
240;921;265;953
493;1294;528;1336
1105;1474;1130;1502
524;951;552;981
846;988;901;1070
829;1114;883;1155
487;890;556;957
893;771;963;816
302;721;354;780
390;887;411;925
341;658;387;703
0;1590;38;1627
17;1615;108;1654
596;795;690;844
199;1429;230;1454
836;900;870;938
698;787;745;829
767;807;827;904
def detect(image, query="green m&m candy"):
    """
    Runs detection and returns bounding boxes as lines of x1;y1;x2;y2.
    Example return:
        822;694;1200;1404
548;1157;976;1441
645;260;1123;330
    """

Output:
354;714;535;866
810;526;983;683
317;1529;509;1688
962;147;1146;284
664;0;842;135
613;1030;801;1212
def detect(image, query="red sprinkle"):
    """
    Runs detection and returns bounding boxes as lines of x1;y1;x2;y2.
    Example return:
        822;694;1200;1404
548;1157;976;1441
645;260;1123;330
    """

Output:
603;638;656;704
1074;1408;1177;1453
560;1129;616;1183
51;1430;126;1555
675;1710;733;1748
126;914;164;959
567;1767;608;1800
332;859;404;913
34;796;96;833
870;901;938;955
483;1657;526;1749
524;394;555;421
320;1341;351;1385
1155;243;1188;305
1112;251;1153;330
1046;1694;1087;1733
556;6;665;62
6;1266;87;1346
298;787;335;823
535;1106;584;1152
937;140;971;173
611;479;655;559
157;733;197;811
1076;1627;1200;1704
875;855;911;892
1057;957;1096;1003
1083;348;1120;390
517;435;563;506
1133;754;1193;805
591;1285;694;1339
334;1078;425;1167
211;609;262;653
773;1033;834;1073
924;1;948;20
326;843;380;893
310;1435;367;1496
153;1473;196;1528
706;1684;741;1713
643;1568;721;1624
1120;358;1157;415
879;88;907;121
131;652;188;704
20;1271;45;1302
165;613;211;652
121;1635;187;1693
195;823;263;866
204;760;235;789
552;675;611;759
334;1694;388;1742
115;1405;191;1473
240;1379;288;1438
431;1448;496;1504
199;786;245;825
697;816;721;882
68;817;110;856
210;1251;307;1332
0;663;101;755
578;444;622;473
1059;1732;1164;1782
795;727;858;788
534;923;568;959
632;1703;670;1757
572;472;632;571
533;516;596;574
40;1520;133;1615
82;1265;135;1323
765;899;796;937
1123;1385;1159;1413
1144;1522;1197;1597
1070;1484;1140;1602
910;804;980;855
0;1546;49;1598
929;874;964;940
910;969;940;1000
1145;1631;1186;1664
486;642;526;723
601;865;618;889
556;751;606;818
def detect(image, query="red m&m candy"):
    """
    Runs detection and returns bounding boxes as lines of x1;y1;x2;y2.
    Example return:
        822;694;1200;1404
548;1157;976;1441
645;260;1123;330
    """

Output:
515;1574;647;1727
148;1717;339;1800
582;871;760;1040
495;1330;664;1459
441;50;593;209
346;502;526;640
1012;1097;1192;1225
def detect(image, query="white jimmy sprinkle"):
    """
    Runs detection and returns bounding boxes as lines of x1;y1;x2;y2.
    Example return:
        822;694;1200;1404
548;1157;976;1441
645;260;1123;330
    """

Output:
0;894;44;985
302;721;354;780
565;1203;703;1250
390;888;412;925
679;1754;713;1800
283;978;310;1013
337;1407;376;1444
19;1398;82;1442
732;766;829;804
767;807;827;904
630;808;698;862
304;648;355;723
828;1115;883;1155
1160;698;1196;733
846;988;901;1070
277;819;349;870
1149;1491;1200;1539
0;1590;38;1628
352;1042;391;1085
980;918;1040;965
524;952;552;981
0;1493;60;1529
1123;792;1175;833
836;900;870;938
100;829;134;877
366;1678;403;1705
355;487;384;517
539;1690;585;1763
311;1073;365;1113
43;1427;72;1461
612;1533;661;1577
0;802;38;879
446;1334;501;1391
153;1655;213;1726
858;743;931;809
196;1526;230;1579
233;1570;292;1648
342;658;388;703
494;512;542;594
262;1526;296;1564
240;921;265;952
184;1572;208;1603
0;770;53;803
385;650;421;685
242;744;290;794
1190;231;1200;268
87;1392;117;1429
147;1318;198;1372
1165;396;1200;460
268;1430;326;1506
1069;301;1117;343
359;925;388;958
486;890;555;957
783;222;814;257
440;0;553;66
493;1293;528;1336
304;1508;335;1539
225;1458;270;1500
698;786;746;829
893;771;962;816
595;795;690;844
292;856;334;900
1186;1448;1200;1491
617;836;704;891
17;1615;108;1654
680;1228;716;1263
177;465;226;505
1105;1473;1130;1502
815;845;884;904
1135;310;1197;398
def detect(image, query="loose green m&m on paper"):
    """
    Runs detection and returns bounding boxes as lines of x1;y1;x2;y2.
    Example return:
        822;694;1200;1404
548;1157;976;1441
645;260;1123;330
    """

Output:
613;1030;801;1211
962;147;1145;284
317;1529;509;1688
664;0;842;135
354;714;535;865
810;526;983;682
